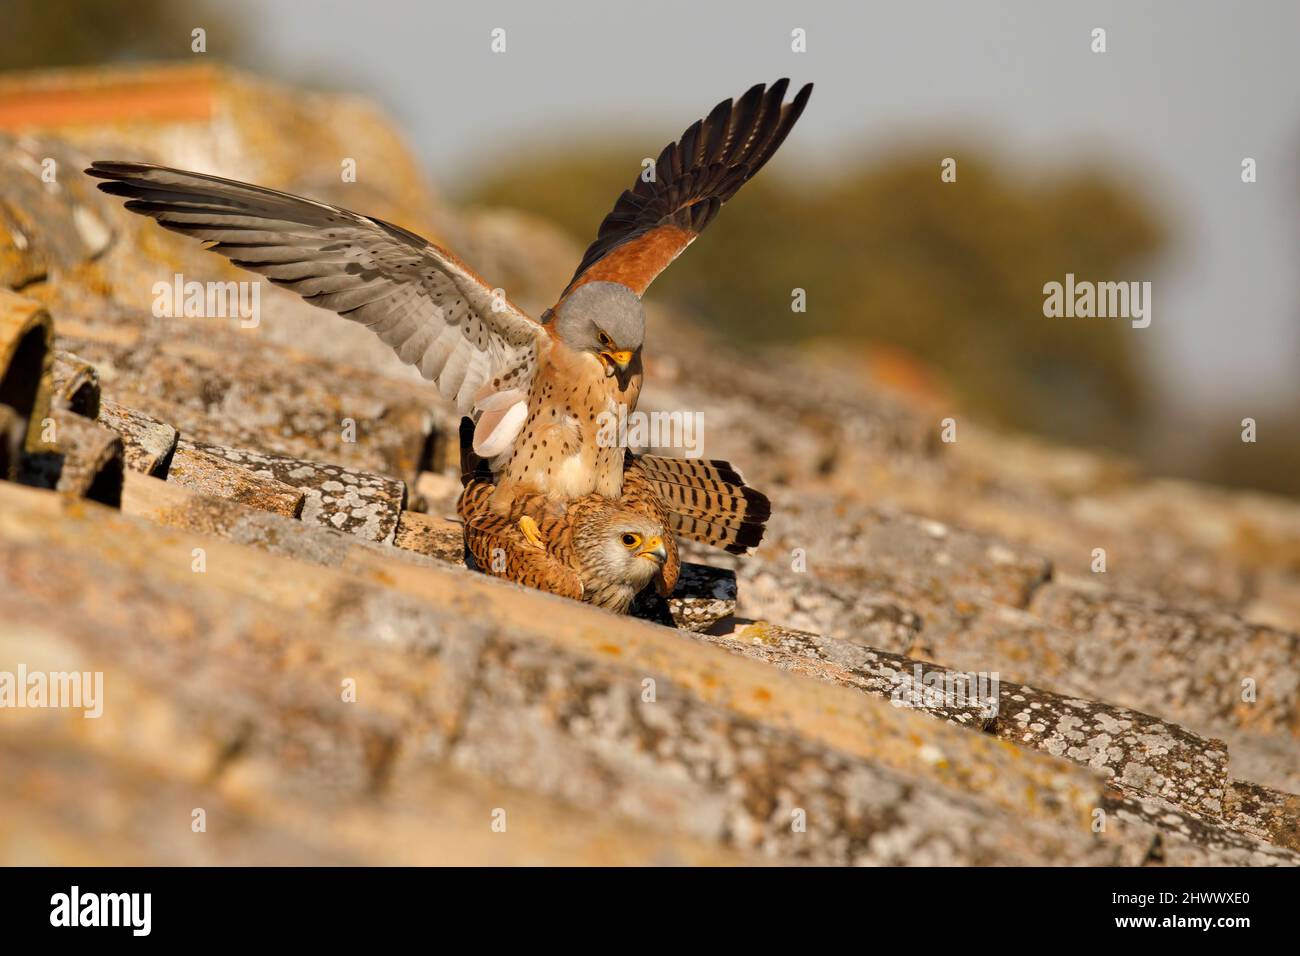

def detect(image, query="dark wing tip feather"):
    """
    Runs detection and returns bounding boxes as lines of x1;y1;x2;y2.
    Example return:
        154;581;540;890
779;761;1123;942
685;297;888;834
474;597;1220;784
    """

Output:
94;180;143;198
85;160;157;179
562;80;813;297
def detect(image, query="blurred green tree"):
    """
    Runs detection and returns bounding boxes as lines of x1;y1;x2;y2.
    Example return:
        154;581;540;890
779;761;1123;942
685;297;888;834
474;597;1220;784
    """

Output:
1;0;244;71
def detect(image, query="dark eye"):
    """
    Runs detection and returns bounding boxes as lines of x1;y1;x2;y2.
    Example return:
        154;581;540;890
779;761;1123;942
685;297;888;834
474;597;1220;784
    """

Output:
598;330;613;347
621;533;639;547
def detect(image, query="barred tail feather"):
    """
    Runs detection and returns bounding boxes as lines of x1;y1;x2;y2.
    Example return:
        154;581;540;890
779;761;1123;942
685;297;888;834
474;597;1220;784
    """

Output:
671;513;766;554
635;455;748;489
635;454;770;554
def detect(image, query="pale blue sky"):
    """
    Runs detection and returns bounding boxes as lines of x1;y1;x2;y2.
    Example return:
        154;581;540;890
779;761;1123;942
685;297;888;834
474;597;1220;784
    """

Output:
226;0;1300;430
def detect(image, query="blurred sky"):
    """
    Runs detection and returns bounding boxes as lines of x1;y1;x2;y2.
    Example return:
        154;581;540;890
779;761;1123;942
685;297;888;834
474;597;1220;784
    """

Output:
227;0;1300;429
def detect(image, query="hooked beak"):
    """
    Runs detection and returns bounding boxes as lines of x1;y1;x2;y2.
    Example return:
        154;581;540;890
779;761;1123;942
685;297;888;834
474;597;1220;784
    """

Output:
599;349;634;376
598;348;637;391
637;536;667;564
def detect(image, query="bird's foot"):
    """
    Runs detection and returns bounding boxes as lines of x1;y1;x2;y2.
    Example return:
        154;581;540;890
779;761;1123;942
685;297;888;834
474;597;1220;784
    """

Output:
518;515;545;550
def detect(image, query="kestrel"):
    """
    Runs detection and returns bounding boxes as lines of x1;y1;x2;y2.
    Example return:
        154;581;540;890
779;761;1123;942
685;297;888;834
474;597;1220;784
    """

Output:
458;419;770;612
459;418;678;610
460;466;674;613
86;79;812;507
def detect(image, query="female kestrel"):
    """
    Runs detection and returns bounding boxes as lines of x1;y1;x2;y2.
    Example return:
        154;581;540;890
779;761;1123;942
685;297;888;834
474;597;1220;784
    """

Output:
460;468;675;613
458;420;769;612
86;79;812;508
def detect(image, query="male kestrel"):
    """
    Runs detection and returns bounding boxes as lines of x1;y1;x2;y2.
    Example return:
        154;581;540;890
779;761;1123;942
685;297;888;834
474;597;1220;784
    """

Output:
86;79;812;507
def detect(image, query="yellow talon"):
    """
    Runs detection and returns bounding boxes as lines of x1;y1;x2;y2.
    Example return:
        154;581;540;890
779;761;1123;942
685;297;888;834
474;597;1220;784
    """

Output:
518;515;545;550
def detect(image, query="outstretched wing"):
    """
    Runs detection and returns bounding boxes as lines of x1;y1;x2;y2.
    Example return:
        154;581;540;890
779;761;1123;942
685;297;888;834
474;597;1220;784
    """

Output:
86;161;545;422
556;79;812;305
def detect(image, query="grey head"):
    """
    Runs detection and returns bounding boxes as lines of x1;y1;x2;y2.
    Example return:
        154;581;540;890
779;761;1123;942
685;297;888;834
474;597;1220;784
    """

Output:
552;281;646;383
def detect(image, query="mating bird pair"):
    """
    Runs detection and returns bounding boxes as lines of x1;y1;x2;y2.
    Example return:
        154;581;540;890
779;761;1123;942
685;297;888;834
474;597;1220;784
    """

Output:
89;79;812;613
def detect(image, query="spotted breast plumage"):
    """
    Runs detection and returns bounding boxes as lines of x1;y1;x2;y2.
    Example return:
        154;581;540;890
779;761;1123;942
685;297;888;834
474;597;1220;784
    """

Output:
86;79;811;509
